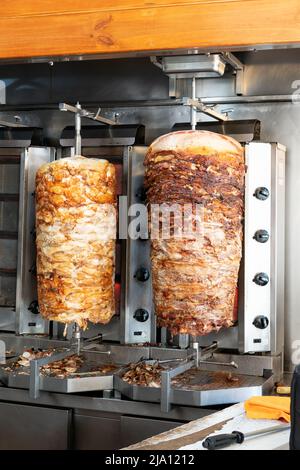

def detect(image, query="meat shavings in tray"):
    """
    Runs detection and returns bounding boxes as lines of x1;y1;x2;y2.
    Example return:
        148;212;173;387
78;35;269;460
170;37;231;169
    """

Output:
2;349;120;379
3;348;58;374
171;369;241;391
41;355;84;378
2;349;81;378
121;363;241;391
121;361;165;388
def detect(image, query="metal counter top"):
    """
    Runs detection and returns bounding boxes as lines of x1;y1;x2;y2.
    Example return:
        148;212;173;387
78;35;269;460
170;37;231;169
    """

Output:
0;383;215;422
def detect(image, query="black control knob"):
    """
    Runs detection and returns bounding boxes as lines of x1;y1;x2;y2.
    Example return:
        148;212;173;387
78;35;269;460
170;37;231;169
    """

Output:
254;187;269;201
253;315;269;329
136;186;147;202
253;272;269;286
28;300;40;315
253;229;269;243
133;308;149;322
134;267;150;282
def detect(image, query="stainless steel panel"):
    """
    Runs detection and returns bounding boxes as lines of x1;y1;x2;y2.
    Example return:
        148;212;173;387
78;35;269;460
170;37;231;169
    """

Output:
4;370;116;394
0;402;70;449
0;307;15;330
0;332;70;354
161;54;226;78
0;163;20;194
0;201;19;231
0;156;20;329
271;144;286;358
115;371;274;407
0;239;17;270
238;142;285;354
121;146;153;344
121;416;182;448
74;413;121;450
0;48;296;370
15;146;55;334
238;49;300;96
51;59;168;104
0;384;214;422
0;342;150;394
0;63;51;106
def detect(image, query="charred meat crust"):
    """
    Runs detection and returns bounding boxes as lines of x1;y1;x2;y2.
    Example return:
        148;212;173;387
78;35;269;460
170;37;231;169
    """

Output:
144;132;245;337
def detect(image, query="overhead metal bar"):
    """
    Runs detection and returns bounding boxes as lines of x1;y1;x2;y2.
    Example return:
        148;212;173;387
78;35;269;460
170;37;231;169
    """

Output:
182;97;230;122
59;102;116;126
0;119;28;128
0;94;295;113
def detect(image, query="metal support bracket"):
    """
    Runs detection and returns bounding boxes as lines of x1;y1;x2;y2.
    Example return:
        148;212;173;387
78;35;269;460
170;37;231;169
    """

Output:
182;96;231;124
160;341;237;412
59;101;117;155
160;359;195;413
221;52;245;96
29;349;75;399
29;322;84;399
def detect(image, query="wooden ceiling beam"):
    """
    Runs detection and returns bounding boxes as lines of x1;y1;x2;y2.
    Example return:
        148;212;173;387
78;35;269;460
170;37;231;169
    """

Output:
0;0;299;60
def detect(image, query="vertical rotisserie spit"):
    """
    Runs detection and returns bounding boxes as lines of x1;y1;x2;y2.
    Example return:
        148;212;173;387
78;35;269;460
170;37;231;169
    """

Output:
144;130;244;336
35;156;116;328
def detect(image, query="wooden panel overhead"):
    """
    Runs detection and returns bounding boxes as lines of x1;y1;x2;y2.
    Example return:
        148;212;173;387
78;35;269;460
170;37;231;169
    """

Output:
0;0;299;60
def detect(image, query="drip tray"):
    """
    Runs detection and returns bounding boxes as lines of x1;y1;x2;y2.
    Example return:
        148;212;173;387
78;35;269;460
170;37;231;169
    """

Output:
114;368;275;406
0;354;122;394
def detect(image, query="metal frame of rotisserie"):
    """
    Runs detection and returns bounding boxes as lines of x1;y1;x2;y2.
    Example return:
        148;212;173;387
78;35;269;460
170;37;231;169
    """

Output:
0;126;55;334
0;115;286;406
123;140;286;355
16;146;56;335
192;141;286;359
0;54;286;401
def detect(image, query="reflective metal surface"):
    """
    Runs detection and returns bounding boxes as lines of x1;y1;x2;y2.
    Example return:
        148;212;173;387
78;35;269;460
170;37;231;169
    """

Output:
114;369;274;408
121;146;153;344
0;47;297;371
0;402;70;450
16;147;55;335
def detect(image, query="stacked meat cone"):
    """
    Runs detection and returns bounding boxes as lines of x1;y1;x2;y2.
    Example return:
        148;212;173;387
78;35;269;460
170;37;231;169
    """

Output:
35;156;116;329
144;130;245;336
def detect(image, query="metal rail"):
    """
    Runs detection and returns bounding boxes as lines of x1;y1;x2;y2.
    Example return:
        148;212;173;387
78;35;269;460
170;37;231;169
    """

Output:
59;102;116;126
0;95;296;113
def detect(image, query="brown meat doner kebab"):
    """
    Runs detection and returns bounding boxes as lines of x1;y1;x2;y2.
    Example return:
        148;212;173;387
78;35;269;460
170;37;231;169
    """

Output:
144;130;245;336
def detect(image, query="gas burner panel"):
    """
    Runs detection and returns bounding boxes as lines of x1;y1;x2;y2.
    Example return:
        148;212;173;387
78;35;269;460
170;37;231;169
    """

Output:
240;142;285;354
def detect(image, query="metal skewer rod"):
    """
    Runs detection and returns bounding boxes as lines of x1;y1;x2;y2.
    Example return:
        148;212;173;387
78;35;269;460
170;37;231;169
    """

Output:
192;341;199;368
191;76;197;131
74;102;82;155
73;323;81;356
